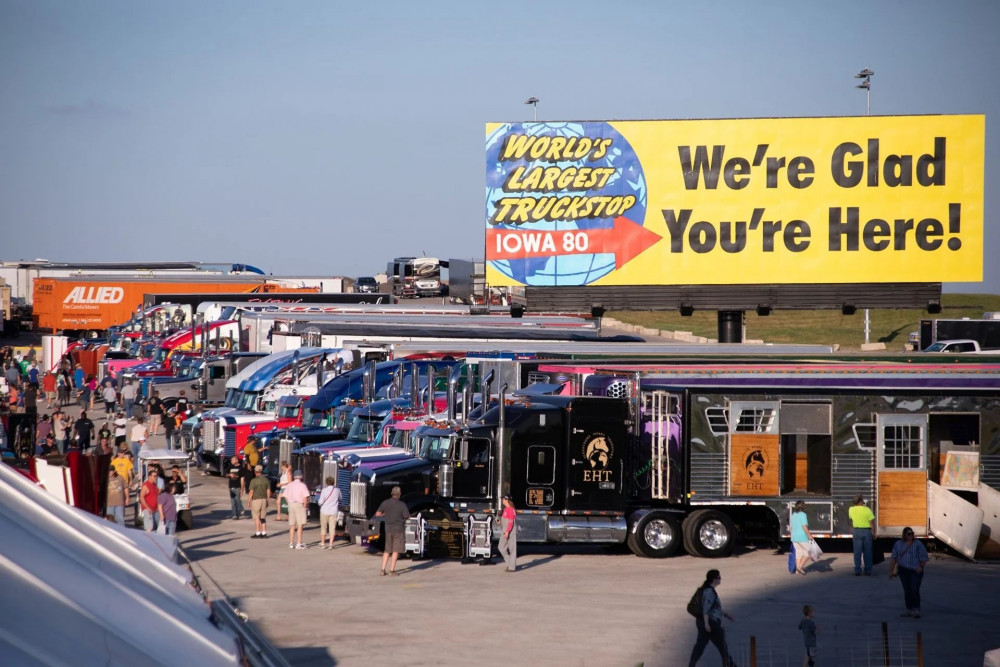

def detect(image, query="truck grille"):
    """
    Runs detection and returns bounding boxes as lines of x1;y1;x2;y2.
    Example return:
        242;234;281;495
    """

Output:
350;481;367;517
337;468;352;507
203;420;217;452
224;428;237;458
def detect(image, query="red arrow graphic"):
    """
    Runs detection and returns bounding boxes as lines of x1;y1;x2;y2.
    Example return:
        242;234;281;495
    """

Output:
487;217;661;270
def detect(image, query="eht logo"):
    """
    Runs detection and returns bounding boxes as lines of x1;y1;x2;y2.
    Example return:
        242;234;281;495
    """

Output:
63;286;125;304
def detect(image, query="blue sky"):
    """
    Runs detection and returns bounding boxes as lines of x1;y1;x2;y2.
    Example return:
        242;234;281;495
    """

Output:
1;1;998;292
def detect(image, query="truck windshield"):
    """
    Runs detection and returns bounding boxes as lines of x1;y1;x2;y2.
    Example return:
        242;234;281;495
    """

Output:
347;415;380;442
225;388;239;408
332;408;352;431
388;428;414;451
277;403;300;419
237;391;261;411
417;435;453;461
302;409;326;427
153;347;170;364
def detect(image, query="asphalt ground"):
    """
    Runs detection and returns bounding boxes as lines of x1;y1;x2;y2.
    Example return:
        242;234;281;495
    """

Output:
172;467;1000;667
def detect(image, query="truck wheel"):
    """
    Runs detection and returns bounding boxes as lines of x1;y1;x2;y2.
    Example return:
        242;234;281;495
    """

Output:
681;511;700;556
687;509;736;558
628;512;681;558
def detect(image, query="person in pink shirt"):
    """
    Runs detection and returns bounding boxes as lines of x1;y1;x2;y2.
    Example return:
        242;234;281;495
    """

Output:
283;470;311;549
499;494;517;572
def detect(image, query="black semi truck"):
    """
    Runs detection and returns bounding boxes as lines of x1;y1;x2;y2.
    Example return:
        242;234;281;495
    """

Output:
347;361;1000;560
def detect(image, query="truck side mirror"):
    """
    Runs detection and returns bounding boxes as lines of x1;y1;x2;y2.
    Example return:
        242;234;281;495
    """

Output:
459;440;469;466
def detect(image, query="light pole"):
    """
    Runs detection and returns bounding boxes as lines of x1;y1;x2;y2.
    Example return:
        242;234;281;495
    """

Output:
855;67;874;345
855;68;873;115
525;96;539;122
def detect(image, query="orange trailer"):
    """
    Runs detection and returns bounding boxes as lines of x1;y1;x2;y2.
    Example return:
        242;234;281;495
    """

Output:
32;277;319;334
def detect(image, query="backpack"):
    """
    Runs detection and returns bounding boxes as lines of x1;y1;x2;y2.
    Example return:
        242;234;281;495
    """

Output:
687;586;705;617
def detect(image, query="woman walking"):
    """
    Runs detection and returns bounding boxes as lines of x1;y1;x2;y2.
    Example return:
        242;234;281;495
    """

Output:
790;501;813;575
889;527;929;618
499;494;517;572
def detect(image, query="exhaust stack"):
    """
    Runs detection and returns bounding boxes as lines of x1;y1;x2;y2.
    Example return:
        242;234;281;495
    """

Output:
496;382;508;510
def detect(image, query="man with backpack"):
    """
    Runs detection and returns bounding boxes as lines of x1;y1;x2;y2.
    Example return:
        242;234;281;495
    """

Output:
688;569;737;667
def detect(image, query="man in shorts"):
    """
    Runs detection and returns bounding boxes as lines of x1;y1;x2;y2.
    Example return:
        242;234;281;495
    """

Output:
247;464;271;538
374;485;410;576
283;469;311;549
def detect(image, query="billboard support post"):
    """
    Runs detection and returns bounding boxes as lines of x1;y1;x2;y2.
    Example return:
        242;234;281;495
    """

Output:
718;311;743;344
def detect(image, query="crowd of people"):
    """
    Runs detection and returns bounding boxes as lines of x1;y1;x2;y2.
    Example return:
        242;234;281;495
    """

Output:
2;345;190;457
1;345;191;535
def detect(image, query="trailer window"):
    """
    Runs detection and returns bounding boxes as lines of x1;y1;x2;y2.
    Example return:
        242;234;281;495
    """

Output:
527;445;556;485
733;407;777;433
705;407;729;435
882;424;924;469
852;423;877;450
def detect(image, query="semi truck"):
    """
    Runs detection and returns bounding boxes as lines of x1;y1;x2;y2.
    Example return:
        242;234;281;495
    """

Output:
347;360;1000;561
918;318;1000;351
386;257;442;298
31;276;320;336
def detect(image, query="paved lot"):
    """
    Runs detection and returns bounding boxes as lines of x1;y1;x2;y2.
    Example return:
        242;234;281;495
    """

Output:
175;470;1000;667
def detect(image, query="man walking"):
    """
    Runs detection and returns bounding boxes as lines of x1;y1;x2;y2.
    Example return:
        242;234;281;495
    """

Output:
101;382;117;416
112;447;133;486
130;418;149;479
283;469;311;549
42;371;56;406
248;464;271;538
158;482;178;535
113;411;128;448
228;468;244;520
106;464;128;526
374;486;409;576
147;391;164;435
120;380;137;420
689;569;736;667
139;469;160;532
73;411;95;451
849;494;877;576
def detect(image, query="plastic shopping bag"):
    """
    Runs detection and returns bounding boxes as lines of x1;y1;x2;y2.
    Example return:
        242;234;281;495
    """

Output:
807;538;823;563
156;521;167;535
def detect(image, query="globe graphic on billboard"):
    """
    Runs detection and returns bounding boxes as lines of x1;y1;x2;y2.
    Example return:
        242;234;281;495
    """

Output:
485;122;647;286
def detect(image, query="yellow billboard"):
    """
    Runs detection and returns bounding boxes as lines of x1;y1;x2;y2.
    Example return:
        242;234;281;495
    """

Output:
484;115;984;286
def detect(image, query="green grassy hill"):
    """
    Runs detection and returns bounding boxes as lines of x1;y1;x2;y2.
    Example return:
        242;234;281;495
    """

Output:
609;294;1000;351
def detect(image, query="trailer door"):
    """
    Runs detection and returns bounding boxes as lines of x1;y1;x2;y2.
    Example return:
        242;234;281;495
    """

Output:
565;399;627;512
876;414;928;536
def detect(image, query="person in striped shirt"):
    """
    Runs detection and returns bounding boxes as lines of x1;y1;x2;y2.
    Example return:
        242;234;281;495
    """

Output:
889;527;929;618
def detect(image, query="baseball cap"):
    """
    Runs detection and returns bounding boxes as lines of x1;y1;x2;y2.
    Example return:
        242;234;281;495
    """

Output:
293;469;303;478
254;465;263;472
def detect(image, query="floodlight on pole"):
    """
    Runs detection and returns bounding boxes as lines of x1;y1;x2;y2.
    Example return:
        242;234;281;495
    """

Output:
854;67;875;344
525;96;539;122
855;68;873;116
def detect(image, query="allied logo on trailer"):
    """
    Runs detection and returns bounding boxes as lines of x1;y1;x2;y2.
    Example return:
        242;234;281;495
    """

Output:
63;286;125;305
582;432;614;483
